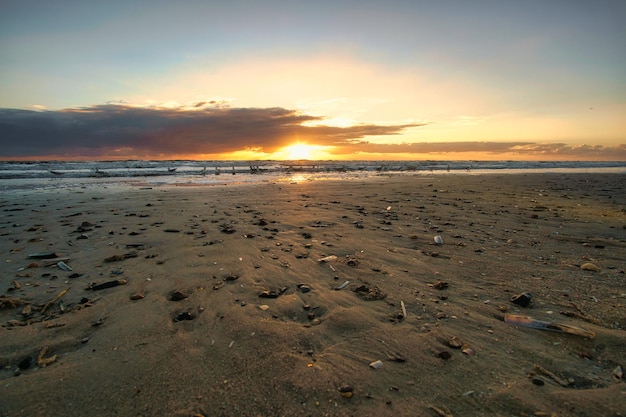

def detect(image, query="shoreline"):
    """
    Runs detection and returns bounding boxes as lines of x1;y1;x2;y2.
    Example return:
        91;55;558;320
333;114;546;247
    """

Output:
1;173;625;416
2;167;626;194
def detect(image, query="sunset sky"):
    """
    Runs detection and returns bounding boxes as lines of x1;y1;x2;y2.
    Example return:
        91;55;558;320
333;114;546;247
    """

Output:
1;0;625;161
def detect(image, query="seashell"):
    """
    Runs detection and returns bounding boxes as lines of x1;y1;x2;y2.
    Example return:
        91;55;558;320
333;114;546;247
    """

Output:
57;261;72;271
462;345;475;356
317;255;337;262
448;337;463;348
259;304;270;311
434;235;444;245
580;262;600;271
130;293;144;300
369;360;383;369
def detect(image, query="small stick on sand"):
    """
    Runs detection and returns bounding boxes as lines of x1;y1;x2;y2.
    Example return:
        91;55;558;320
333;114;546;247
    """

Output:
533;364;570;387
428;404;453;417
41;288;71;314
504;314;595;339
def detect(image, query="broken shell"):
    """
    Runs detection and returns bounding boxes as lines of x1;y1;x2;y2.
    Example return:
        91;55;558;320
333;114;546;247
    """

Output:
369;360;384;369
434;235;444;245
462;345;475;356
448;337;463;349
317;255;337;263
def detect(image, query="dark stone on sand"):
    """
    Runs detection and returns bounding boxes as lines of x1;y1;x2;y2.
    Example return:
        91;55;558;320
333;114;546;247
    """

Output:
164;229;180;233
220;224;236;234
225;273;239;281
433;281;449;290
302;232;312;239
339;385;354;398
89;279;127;291
510;292;532;307
68;273;82;279
174;312;195;322
18;356;32;370
297;284;312;293
532;378;545;386
346;257;360;267
259;290;279;298
437;351;452;360
354;284;387;300
170;291;189;301
259;287;288;298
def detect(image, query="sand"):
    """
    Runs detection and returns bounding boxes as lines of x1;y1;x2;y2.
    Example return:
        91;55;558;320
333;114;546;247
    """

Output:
1;173;625;417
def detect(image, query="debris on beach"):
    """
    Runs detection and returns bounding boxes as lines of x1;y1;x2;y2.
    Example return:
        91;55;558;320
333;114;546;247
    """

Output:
339;385;354;398
0;296;30;310
580;262;600;271
88;279;128;291
334;280;351;290
41;287;70;313
27;251;58;259
369;359;383;369
173;311;195;322
36;346;58;367
430;281;449;290
170;290;189;301
353;284;387;300
57;260;72;271
258;287;288;298
510;292;532;307
504;314;595;338
103;252;138;262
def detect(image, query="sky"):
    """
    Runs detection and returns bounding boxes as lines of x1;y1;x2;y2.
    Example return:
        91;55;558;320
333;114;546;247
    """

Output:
0;0;625;161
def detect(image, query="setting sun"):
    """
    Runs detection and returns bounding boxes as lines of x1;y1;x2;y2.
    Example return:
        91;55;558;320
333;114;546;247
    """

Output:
281;143;319;160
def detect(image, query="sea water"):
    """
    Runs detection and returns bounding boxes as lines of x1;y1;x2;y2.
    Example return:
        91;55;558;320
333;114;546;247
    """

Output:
1;160;624;192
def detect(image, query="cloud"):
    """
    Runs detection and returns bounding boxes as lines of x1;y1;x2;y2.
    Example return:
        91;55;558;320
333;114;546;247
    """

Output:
1;103;623;161
330;140;626;160
0;104;422;159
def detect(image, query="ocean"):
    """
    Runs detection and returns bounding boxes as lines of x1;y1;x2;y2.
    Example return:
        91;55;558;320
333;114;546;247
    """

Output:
1;160;625;192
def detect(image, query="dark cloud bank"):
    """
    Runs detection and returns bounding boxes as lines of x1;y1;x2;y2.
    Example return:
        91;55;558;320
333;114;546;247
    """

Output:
0;104;623;160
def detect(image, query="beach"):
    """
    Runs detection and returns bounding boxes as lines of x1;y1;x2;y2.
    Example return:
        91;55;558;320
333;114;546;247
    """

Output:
1;172;625;417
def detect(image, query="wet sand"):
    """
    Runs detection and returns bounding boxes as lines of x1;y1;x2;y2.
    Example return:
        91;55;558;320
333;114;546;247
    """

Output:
1;173;625;417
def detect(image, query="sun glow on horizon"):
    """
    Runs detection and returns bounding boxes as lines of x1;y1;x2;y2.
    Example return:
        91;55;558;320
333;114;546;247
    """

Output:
276;143;331;160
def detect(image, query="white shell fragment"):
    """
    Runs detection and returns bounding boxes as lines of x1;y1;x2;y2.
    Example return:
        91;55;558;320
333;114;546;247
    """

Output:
318;255;337;263
434;235;444;245
57;261;73;271
369;360;384;369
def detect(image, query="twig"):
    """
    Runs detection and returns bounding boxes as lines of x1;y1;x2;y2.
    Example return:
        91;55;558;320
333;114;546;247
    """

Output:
428;404;453;417
533;364;570;387
41;287;71;314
